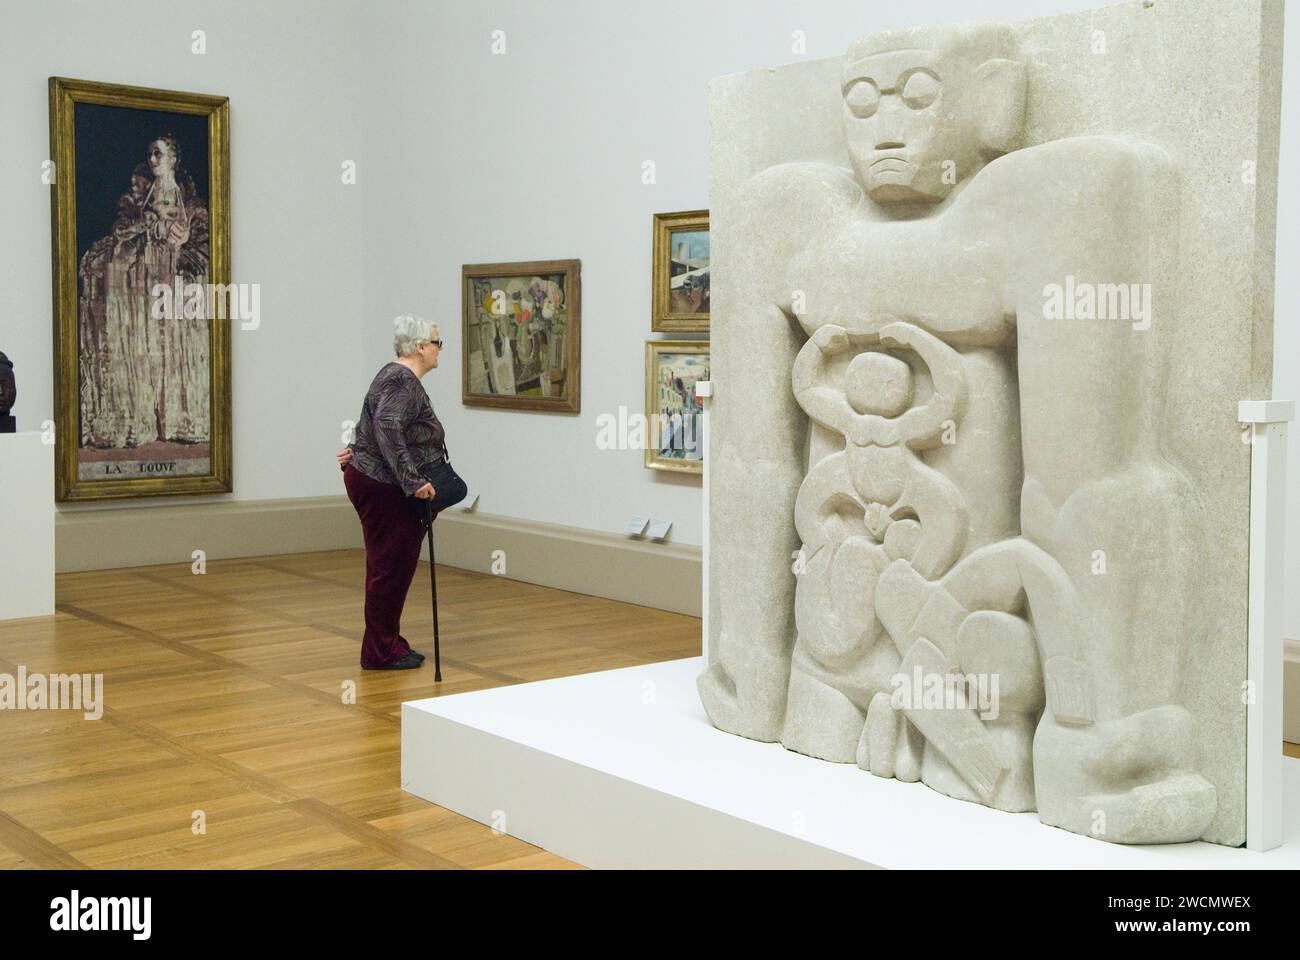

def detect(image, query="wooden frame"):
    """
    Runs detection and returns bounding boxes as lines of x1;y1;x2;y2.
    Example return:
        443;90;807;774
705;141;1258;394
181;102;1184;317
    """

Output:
49;77;231;501
651;209;709;333
645;340;709;475
461;259;581;413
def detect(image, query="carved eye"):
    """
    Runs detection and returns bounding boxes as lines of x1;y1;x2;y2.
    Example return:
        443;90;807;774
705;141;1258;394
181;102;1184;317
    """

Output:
901;71;940;109
844;79;880;118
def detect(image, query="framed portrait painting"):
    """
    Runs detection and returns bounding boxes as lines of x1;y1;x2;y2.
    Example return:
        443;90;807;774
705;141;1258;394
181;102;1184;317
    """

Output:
49;77;231;502
462;260;581;413
645;340;709;475
651;210;709;333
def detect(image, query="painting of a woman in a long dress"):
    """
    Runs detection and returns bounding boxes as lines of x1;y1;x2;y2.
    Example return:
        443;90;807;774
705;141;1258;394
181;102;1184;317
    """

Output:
77;135;211;468
51;78;229;500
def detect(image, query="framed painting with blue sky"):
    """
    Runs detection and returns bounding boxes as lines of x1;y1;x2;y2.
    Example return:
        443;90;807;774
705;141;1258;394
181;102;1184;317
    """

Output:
651;210;709;333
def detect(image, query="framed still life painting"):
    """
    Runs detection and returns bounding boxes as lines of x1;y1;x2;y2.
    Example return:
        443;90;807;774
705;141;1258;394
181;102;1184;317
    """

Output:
645;340;709;475
651;210;709;333
462;260;581;413
49;77;231;502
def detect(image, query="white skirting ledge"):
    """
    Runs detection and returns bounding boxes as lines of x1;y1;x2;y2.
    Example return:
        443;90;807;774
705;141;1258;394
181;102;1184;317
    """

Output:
427;510;701;616
54;497;701;616
55;495;360;573
402;658;1300;869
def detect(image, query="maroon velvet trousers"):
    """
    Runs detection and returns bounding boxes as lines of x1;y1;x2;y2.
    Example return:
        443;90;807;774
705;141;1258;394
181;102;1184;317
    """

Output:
343;463;422;668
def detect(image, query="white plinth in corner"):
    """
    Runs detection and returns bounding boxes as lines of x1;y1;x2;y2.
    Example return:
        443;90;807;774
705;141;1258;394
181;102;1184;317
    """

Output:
0;432;55;620
400;657;1300;869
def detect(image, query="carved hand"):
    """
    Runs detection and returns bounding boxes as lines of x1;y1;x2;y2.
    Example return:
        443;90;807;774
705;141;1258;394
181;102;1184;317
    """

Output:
812;323;850;354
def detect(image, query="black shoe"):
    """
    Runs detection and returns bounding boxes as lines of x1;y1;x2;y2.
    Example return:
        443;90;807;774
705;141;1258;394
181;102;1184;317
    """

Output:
365;652;423;671
395;637;424;662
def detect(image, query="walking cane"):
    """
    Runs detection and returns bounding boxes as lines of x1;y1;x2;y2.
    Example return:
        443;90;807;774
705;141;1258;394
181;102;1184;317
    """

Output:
423;499;442;682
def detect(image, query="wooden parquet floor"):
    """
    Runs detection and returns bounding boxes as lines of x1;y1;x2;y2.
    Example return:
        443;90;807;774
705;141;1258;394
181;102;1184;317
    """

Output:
1;551;1294;870
0;550;702;869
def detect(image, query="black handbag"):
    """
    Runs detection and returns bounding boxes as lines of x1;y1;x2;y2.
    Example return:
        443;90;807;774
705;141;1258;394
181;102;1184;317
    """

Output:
405;398;467;524
412;455;468;524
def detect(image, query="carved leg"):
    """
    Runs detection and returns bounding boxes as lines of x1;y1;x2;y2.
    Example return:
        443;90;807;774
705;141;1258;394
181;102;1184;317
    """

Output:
952;610;1041;811
894;637;1009;802
858;691;923;781
877;542;1094;723
698;652;788;743
1022;467;1216;842
876;554;1057;811
781;659;865;762
701;295;806;742
1033;705;1216;843
699;453;802;742
859;692;898;776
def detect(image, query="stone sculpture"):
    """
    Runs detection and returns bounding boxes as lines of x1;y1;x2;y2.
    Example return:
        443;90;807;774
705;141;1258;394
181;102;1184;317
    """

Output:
702;0;1282;846
0;352;15;433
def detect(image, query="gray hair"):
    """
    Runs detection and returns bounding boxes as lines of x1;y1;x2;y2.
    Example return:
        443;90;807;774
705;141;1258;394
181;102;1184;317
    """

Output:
393;314;440;357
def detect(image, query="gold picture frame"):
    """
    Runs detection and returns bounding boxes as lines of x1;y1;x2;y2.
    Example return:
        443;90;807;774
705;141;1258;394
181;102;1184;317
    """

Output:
462;259;581;413
645;340;709;475
49;77;231;502
651;209;709;332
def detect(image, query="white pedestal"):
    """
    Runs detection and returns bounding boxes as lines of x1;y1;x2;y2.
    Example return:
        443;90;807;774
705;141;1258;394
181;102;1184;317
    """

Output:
0;432;55;620
401;658;1300;869
694;380;710;661
1240;399;1294;850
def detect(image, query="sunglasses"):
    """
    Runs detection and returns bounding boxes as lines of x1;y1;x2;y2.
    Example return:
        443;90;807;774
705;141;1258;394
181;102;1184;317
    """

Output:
423;339;444;349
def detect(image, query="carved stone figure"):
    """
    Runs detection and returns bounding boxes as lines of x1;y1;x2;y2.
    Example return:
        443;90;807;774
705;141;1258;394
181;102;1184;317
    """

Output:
703;0;1283;846
0;352;15;433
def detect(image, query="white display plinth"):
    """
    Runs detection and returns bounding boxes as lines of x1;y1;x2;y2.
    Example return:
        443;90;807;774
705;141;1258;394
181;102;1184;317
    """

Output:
0;432;55;621
401;658;1300;869
1240;399;1293;850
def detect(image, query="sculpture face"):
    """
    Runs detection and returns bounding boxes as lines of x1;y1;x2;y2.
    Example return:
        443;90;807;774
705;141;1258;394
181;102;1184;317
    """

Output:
841;28;1023;205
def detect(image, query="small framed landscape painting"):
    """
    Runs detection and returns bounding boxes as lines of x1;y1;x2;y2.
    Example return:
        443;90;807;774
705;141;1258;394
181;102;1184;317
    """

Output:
645;340;709;475
651;210;709;333
462;259;581;413
49;77;232;502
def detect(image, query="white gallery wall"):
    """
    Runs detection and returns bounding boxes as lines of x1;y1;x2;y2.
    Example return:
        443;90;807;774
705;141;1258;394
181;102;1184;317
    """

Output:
0;0;369;512
355;0;1299;633
1;0;1296;634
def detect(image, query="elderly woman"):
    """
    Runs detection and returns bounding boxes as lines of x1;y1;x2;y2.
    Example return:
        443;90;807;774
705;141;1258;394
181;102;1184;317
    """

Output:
337;315;452;670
